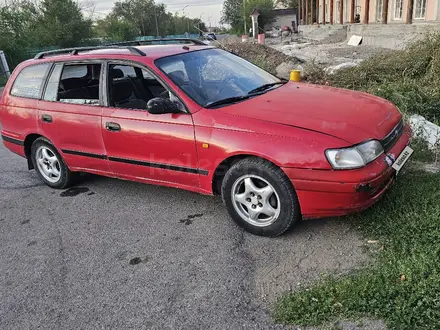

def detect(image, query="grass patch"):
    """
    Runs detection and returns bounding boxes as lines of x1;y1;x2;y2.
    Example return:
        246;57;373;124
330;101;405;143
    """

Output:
274;168;440;329
411;138;436;163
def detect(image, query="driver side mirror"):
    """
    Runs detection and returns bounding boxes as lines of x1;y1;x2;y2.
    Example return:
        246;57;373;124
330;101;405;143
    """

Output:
146;97;180;115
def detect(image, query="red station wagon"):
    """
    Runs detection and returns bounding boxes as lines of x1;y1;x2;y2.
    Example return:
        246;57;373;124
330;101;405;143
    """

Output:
0;39;412;236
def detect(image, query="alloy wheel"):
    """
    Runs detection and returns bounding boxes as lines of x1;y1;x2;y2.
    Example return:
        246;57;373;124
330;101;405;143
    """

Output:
231;174;281;227
35;146;61;183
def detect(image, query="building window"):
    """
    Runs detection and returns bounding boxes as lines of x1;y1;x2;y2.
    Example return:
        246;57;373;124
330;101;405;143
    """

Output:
414;0;427;19
376;0;383;21
394;0;403;19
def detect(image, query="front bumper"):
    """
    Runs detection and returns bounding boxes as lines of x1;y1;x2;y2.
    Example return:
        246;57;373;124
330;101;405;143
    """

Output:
283;125;411;218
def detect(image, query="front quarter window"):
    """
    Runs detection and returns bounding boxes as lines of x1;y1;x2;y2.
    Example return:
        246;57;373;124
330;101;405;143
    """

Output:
155;49;281;107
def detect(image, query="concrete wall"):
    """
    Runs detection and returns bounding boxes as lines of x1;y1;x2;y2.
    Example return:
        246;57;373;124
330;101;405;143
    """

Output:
347;23;440;49
270;14;297;28
298;24;348;42
298;22;440;49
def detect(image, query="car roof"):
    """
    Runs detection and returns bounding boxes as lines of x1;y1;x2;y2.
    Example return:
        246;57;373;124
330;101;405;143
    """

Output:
29;41;214;64
86;44;213;59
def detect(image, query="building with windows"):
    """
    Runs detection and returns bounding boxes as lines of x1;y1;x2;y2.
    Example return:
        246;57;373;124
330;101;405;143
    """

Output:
297;0;439;25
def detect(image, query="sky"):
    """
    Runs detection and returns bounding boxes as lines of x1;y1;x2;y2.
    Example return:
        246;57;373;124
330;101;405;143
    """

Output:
84;0;225;27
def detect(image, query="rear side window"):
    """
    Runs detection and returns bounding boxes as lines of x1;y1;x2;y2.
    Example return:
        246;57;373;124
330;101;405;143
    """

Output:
10;64;50;99
43;63;101;106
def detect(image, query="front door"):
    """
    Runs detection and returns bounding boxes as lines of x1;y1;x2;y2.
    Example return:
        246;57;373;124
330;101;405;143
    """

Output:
101;62;200;189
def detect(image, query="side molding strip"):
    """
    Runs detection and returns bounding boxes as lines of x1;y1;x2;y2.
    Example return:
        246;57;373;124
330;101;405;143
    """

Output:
61;149;208;175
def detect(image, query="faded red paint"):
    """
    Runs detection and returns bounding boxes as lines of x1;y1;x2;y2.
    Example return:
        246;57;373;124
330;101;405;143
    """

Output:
0;45;411;218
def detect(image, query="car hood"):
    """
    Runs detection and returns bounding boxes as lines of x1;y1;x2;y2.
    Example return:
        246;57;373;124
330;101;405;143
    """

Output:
219;82;402;144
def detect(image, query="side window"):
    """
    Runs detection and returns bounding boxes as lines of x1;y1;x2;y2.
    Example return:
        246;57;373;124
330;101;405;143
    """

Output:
10;64;50;99
108;64;184;112
62;65;87;79
43;64;63;101
113;65;136;77
57;64;101;106
142;70;154;80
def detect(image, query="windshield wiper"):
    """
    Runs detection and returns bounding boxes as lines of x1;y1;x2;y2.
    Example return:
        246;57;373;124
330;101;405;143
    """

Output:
205;95;251;108
247;81;286;95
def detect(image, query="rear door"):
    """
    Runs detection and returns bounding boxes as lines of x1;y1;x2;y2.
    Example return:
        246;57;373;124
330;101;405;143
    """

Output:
37;61;109;173
101;61;201;189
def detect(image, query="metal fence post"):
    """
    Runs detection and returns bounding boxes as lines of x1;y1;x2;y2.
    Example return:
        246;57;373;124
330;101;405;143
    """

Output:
0;51;11;78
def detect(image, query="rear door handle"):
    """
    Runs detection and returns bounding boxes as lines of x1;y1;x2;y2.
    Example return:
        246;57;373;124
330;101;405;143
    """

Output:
41;114;53;123
105;122;121;132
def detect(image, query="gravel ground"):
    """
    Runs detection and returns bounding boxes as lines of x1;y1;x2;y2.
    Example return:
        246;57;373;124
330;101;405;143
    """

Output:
272;41;387;65
0;133;374;329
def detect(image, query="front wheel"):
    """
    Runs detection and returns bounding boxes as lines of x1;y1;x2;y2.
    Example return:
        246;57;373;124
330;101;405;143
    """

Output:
31;137;75;189
221;157;301;237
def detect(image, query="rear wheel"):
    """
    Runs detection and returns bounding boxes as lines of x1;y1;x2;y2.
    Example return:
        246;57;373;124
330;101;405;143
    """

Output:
221;157;301;237
31;137;75;189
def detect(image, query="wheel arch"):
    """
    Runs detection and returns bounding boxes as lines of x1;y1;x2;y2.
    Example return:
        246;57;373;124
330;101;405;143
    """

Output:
211;153;285;195
24;133;44;170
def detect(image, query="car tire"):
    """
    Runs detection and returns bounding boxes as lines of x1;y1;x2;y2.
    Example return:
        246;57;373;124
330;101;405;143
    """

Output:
31;137;75;189
221;157;301;237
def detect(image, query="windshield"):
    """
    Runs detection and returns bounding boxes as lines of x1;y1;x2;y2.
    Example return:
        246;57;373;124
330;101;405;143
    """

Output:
155;48;281;107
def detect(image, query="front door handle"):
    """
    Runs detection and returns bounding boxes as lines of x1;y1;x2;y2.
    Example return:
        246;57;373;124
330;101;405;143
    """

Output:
105;122;121;132
41;114;53;123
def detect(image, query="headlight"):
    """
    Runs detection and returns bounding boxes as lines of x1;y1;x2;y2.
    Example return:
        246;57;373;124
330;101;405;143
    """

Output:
326;140;384;169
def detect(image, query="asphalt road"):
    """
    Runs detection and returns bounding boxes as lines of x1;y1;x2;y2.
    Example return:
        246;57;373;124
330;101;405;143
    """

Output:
0;138;368;329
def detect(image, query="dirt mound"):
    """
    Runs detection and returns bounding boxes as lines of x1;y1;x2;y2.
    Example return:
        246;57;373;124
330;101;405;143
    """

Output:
220;41;301;76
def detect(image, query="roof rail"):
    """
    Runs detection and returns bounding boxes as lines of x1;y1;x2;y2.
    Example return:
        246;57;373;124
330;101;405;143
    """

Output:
34;45;146;59
110;38;206;46
106;41;141;46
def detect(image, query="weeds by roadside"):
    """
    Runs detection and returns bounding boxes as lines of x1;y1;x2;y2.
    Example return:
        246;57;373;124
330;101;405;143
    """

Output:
303;33;440;124
220;41;300;76
411;138;436;163
274;168;440;330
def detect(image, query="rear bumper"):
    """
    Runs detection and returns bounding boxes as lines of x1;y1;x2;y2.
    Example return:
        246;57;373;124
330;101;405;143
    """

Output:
1;132;26;157
283;125;411;218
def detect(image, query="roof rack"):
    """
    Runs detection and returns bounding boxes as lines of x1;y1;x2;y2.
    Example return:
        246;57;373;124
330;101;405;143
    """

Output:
34;45;146;59
109;38;206;46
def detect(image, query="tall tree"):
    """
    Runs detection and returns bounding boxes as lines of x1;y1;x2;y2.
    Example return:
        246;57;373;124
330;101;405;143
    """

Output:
34;0;92;47
95;17;138;41
221;0;275;34
278;0;299;8
110;0;205;37
221;0;244;33
111;0;157;36
0;1;41;66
